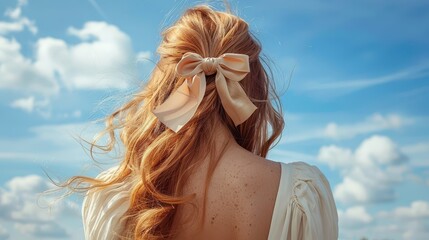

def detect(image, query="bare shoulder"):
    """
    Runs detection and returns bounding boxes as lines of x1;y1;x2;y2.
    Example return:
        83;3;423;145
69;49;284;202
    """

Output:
215;150;282;239
216;149;281;194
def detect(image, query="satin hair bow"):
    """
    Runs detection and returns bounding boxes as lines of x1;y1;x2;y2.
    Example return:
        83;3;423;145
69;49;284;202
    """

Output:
152;52;258;133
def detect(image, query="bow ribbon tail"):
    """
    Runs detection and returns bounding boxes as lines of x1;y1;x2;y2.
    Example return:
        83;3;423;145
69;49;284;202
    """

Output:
215;73;258;126
152;73;206;132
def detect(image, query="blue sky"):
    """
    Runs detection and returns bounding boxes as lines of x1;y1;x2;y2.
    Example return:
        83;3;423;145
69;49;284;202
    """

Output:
0;0;428;239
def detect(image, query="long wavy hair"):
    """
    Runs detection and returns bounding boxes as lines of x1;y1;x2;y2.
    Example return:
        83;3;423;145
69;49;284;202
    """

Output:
60;4;285;240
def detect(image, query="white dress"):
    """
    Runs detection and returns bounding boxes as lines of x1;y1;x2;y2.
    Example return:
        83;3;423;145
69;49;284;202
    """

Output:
82;161;339;240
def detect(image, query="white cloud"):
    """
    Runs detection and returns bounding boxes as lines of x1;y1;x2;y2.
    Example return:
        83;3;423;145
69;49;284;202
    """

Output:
318;135;409;204
392;201;429;219
318;145;353;169
0;0;148;115
0;18;37;35
337;201;429;240
37;21;137;90
355;135;407;167
0;36;58;95
9;96;50;114
1;22;140;92
340;217;429;240
374;201;429;240
0;174;80;239
338;206;372;229
325;113;408;140
283;113;412;144
0;18;141;111
0;121;122;240
5;175;48;194
0;0;37;35
0;225;9;240
318;135;407;170
334;177;369;203
10;96;35;113
402;221;429;240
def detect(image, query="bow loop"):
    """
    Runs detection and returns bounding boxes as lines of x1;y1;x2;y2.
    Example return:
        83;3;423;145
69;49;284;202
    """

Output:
218;53;250;81
175;52;204;77
153;52;257;133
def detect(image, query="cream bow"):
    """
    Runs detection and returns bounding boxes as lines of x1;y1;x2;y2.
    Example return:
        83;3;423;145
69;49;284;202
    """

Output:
152;52;258;133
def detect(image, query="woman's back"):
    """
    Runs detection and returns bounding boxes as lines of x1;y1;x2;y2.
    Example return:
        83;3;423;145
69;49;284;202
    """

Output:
170;142;282;240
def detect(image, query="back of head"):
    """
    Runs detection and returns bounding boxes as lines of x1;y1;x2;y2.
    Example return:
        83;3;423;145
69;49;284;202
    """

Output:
68;4;284;240
148;4;282;151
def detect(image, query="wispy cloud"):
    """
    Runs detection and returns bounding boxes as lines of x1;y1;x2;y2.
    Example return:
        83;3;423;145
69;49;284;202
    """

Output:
300;62;429;93
402;141;429;167
87;0;108;20
0;122;112;165
268;148;316;163
338;206;373;229
9;96;50;117
281;113;413;144
0;0;37;35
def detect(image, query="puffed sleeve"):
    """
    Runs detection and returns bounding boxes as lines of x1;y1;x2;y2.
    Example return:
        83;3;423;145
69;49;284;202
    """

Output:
81;166;132;240
267;162;338;240
285;162;338;240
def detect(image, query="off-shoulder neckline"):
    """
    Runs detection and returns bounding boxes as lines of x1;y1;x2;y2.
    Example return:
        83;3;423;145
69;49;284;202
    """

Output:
267;162;290;239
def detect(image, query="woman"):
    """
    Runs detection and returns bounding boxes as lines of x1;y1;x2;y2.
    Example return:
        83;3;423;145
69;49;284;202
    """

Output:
68;4;338;240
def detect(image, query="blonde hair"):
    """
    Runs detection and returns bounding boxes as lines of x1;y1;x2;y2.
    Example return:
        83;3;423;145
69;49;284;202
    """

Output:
61;4;284;240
